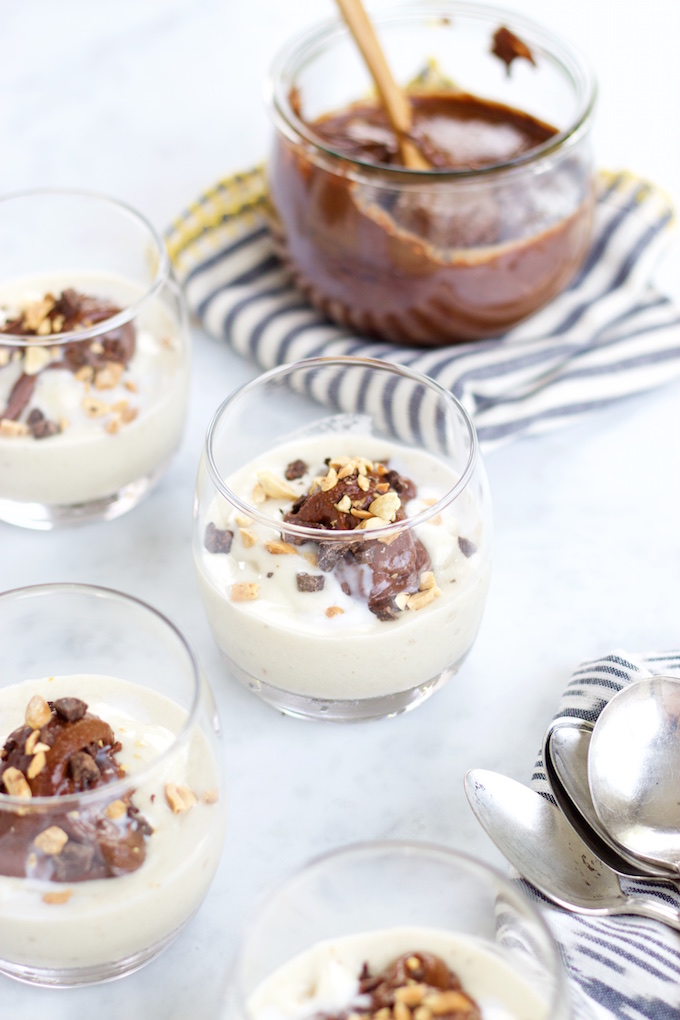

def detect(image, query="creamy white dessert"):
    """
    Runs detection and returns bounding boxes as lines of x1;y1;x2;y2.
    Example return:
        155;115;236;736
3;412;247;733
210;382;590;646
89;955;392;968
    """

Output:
0;674;225;973
195;435;490;702
0;271;188;506
245;927;549;1020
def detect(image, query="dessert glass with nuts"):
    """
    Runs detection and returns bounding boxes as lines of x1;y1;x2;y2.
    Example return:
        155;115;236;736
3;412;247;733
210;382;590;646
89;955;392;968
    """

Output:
0;583;227;986
221;842;571;1020
194;357;492;721
0;189;190;529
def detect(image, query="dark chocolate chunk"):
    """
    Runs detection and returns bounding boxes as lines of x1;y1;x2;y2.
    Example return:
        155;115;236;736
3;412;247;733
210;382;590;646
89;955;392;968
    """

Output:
2;372;36;421
374;603;399;622
296;572;325;593
458;536;477;558
204;522;234;554
51;841;95;882
284;458;307;480
53;697;88;722
26;408;60;439
68;750;101;787
317;541;347;572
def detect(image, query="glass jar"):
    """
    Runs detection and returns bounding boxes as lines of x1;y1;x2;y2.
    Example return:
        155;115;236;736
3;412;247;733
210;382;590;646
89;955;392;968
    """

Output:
266;2;597;345
0;189;190;529
0;583;227;986
194;356;492;721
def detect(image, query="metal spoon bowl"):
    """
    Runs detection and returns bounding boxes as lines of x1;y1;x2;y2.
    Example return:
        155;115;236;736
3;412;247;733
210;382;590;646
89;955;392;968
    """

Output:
544;718;677;880
588;676;680;875
464;769;680;930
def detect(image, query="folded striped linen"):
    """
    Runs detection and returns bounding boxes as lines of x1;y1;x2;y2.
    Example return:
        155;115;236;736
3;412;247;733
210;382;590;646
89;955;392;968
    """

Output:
528;651;680;1020
167;168;680;450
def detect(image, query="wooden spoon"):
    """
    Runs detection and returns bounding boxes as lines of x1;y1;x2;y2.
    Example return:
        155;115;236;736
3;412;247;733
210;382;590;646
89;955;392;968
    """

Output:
335;0;430;170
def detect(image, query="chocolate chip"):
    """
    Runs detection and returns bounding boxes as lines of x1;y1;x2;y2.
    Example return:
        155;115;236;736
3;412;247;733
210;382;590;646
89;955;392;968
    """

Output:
27;408;60;439
458;536;477;558
296;572;325;592
68;751;101;787
204;522;234;554
51;841;96;882
284;458;307;480
317;542;347;572
53;697;87;722
373;602;399;621
2;372;36;421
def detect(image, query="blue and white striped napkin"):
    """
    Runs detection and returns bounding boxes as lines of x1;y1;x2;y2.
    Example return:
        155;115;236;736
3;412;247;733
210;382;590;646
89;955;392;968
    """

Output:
167;168;680;450
530;651;680;1020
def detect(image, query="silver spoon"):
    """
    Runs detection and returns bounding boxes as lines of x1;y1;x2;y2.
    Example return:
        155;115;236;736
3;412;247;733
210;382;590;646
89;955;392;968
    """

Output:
464;768;680;930
544;718;676;880
589;675;680;877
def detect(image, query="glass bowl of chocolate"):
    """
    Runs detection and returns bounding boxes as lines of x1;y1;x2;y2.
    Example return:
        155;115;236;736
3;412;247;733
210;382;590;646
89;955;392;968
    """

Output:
0;583;227;986
0;189;190;529
220;842;571;1020
266;2;597;346
194;357;492;722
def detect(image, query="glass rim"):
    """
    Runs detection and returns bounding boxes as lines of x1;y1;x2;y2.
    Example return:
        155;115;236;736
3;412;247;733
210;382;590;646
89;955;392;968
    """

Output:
266;0;597;182
204;356;479;541
0;187;171;346
230;838;570;1016
0;582;204;811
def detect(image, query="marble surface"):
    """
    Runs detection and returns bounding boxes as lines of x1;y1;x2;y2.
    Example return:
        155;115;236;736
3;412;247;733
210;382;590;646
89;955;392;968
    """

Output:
1;1;679;1017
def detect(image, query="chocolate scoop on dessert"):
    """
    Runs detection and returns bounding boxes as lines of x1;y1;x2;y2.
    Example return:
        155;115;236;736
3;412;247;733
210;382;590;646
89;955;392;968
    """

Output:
0;694;151;882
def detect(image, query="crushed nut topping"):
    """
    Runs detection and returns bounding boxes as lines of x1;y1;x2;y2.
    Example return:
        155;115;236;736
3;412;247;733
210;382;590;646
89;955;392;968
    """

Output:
165;783;197;814
317;952;481;1020
34;826;69;856
42;889;73;905
230;582;259;602
257;470;298;500
0;694;153;884
0;288;138;437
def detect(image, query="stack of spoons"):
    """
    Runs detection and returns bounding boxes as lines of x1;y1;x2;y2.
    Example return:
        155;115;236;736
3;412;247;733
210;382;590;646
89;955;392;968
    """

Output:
465;672;680;929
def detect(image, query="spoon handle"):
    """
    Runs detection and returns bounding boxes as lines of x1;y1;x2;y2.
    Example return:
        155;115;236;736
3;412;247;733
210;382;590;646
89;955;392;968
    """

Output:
619;895;680;931
334;0;430;169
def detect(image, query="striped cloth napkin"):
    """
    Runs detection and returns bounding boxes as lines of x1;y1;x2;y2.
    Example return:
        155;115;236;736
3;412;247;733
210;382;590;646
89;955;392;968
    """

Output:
167;167;680;450
529;651;680;1020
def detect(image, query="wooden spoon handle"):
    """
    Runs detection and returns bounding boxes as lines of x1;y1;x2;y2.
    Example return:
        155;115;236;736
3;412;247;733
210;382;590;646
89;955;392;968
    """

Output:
335;0;430;169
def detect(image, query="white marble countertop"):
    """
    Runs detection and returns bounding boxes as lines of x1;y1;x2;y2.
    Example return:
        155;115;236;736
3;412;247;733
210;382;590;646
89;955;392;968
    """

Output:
1;1;679;1017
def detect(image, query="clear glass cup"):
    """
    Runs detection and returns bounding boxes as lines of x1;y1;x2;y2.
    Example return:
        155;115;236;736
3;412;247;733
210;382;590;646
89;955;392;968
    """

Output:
266;2;597;345
194;356;492;722
0;188;190;529
0;583;227;987
221;841;571;1020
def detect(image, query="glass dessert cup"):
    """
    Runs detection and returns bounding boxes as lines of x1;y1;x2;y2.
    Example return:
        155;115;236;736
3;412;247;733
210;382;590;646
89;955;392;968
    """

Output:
194;357;492;722
266;2;597;346
0;188;190;529
0;583;227;987
221;841;571;1020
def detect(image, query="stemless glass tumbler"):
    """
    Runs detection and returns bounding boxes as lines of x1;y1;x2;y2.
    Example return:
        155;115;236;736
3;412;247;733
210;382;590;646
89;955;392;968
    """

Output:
0;584;227;987
194;357;492;722
222;842;572;1020
0;189;190;529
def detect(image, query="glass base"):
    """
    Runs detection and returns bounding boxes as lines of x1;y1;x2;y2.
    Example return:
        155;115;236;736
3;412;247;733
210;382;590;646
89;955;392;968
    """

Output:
227;658;464;721
0;465;167;530
0;915;191;987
